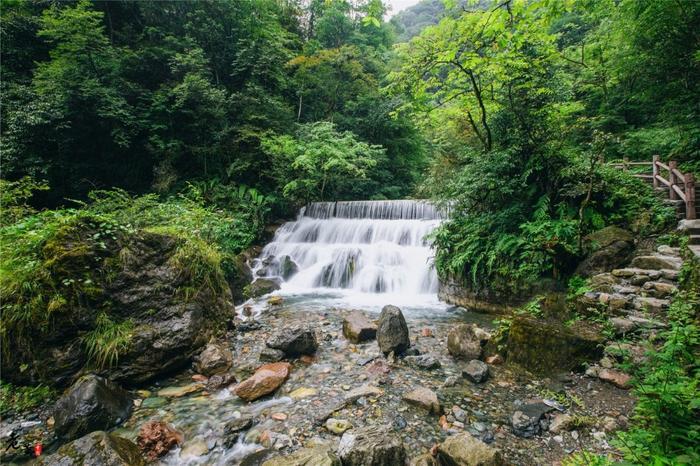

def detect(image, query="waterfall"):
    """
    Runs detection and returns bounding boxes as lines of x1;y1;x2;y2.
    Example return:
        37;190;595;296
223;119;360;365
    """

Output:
251;200;445;297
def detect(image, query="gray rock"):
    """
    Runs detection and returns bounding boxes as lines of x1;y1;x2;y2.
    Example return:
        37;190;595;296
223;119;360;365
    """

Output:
279;255;299;280
205;373;236;391
259;347;286;362
343;311;377;343
511;402;553;438
462;360;489;383
447;324;489;360
34;431;144;466
438;432;504;466
262;445;340;466
266;326;318;357
337;425;406;466
575;227;634;277
223;416;254;447
403;387;441;414
246;278;281;298
630;255;681;271
52;375;132;441
376;305;410;356
404;354;441;370
194;341;233;376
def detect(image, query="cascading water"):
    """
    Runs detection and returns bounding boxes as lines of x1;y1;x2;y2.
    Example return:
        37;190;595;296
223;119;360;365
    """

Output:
250;200;446;309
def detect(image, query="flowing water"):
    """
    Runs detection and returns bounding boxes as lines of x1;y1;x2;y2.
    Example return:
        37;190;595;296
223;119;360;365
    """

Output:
247;200;447;315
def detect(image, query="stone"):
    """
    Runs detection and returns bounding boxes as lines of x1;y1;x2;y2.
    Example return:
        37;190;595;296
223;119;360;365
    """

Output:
271;412;287;421
263;445;340;466
136;420;183;462
660;269;680;280
337;425;406;466
181;439;209;458
403;387;441;414
233;362;291;401
279;255;299;280
462;360;489;383
447;324;489;360
206;373;236;391
598;369;632;389
34;431;144;466
194;341;233;376
376;305;410;356
343;311;378;343
410;454;440;466
245;278;281;298
52;374;133;441
289;387;317;399
630;255;681;271
404;354;441;370
259;347;286;363
575;227;634;277
267;295;284;306
485;354;503;365
642;281;677;297
610;317;636;335
452;406;467;423
549;414;574;434
634;297;671;313
141;397;169;409
326;418;353;435
223;416;254;447
506;317;603;374
437;432;504;466
511;402;553;438
158;383;203;398
266;326;318;357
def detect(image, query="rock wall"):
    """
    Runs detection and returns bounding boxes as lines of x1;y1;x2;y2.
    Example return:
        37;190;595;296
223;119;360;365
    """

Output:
438;277;558;314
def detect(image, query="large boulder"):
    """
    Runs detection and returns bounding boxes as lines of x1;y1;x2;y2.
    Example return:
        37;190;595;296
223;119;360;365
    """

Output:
233;362;291;401
447;324;490;360
34;431;144;466
376;305;410;356
575;226;634;277
245;278;281;298
343;311;377;343
437;433;504;466
337;425;406;466
136;420;183;462
227;250;254;304
506;316;603;374
52;375;133;441
266;326;318;357
194;341;233;376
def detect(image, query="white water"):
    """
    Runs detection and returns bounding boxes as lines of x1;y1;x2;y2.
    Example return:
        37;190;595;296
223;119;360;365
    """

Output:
250;200;446;311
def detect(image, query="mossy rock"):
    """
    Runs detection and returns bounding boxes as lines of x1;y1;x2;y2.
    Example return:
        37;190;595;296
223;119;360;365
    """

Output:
34;431;144;466
506;316;604;375
244;278;281;299
575;226;635;277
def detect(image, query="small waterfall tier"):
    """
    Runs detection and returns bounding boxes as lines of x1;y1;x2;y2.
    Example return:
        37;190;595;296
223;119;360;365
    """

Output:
251;200;445;295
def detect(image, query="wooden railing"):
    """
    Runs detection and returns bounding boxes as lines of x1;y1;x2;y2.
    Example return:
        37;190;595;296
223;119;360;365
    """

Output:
611;155;696;220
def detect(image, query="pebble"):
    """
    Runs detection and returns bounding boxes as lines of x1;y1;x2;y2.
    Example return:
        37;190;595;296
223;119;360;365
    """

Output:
271;413;287;421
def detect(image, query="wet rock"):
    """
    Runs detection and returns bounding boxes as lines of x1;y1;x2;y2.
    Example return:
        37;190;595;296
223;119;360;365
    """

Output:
223;416;254;447
437;432;504;466
280;255;299;280
267;295;284;306
266;326;318;357
326;418;353;435
377;305;410;356
194;341;233;376
410;453;439;466
52;374;133;441
447;324;489;360
462;360;489;383
259;347;286;363
263;445;340;466
181;439;209;458
598;369;632;389
246;278;281;298
233;362;291;401
337;425;406;466
158;383;203;398
34;431;144;466
136;420;183;462
289;387;317;400
403;387;441;414
506;317;603;374
511;402;553;438
452;406;467;423
206;373;236;391
404;354;441;370
141;397;168;409
343;311;378;343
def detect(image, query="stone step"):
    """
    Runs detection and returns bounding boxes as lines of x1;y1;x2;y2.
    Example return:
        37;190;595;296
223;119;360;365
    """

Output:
630;254;682;271
689;235;700;245
610;315;667;335
633;296;670;313
641;281;678;298
611;268;678;283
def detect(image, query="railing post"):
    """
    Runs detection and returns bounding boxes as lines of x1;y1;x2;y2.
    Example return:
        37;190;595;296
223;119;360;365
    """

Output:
652;154;659;188
686;173;696;220
669;160;678;200
623;156;629;172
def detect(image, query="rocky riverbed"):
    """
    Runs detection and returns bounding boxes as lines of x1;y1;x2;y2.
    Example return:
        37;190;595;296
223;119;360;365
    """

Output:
78;297;634;465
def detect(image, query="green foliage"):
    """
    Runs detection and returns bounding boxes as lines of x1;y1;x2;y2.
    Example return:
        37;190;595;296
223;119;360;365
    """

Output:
83;313;134;369
0;382;55;415
262;121;384;205
0;176;49;226
561;452;613;466
614;292;700;464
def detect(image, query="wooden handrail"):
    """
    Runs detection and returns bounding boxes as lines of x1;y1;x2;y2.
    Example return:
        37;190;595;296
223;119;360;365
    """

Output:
611;154;696;220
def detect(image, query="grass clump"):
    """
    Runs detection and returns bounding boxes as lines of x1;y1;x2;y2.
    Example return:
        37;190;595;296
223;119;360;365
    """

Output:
83;313;134;369
0;382;56;415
